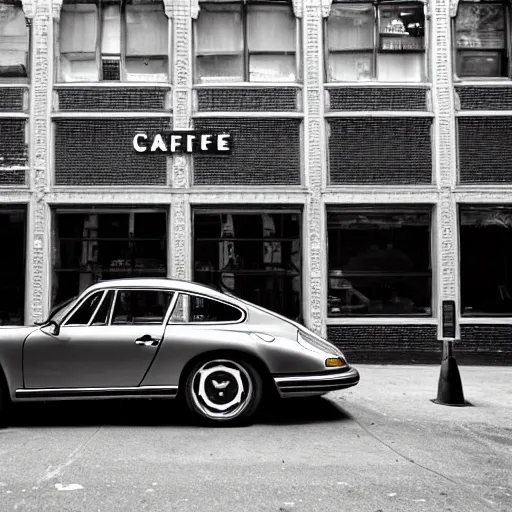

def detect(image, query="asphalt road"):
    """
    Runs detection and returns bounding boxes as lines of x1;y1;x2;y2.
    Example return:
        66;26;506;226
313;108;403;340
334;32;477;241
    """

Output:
1;365;511;512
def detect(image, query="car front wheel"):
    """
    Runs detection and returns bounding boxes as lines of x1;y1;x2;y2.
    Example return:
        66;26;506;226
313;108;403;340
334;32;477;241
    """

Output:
184;358;263;426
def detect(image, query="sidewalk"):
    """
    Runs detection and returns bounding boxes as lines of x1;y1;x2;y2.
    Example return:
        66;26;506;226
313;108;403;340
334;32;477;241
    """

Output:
336;364;512;426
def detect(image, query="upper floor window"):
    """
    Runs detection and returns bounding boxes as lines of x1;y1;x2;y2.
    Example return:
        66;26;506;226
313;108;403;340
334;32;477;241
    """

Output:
325;1;426;82
58;0;169;83
0;2;29;81
194;0;298;83
455;1;508;78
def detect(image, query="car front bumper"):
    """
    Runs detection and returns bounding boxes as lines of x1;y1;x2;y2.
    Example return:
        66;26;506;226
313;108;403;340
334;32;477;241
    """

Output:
273;366;360;398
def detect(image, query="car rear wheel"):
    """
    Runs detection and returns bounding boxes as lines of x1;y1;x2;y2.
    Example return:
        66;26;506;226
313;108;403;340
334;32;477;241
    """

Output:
184;358;263;426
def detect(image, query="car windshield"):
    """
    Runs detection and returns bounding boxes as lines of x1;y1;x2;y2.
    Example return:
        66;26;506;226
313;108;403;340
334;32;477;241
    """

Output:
45;296;78;324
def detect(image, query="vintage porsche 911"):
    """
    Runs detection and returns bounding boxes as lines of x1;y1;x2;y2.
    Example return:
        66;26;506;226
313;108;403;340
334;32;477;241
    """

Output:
0;278;359;426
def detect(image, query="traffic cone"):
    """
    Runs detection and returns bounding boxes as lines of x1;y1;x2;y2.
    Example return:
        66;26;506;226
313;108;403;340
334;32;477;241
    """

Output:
431;339;470;407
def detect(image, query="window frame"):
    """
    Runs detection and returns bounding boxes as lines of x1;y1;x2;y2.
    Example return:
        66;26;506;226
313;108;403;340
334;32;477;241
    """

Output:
459;204;512;317
452;0;511;81
0;2;32;84
62;289;106;326
324;0;429;83
193;0;301;84
167;292;247;325
61;287;178;326
191;207;303;322
326;205;434;318
55;0;171;84
51;208;169;307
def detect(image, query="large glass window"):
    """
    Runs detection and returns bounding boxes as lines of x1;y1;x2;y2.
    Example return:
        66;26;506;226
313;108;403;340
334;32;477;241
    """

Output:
455;1;508;78
0;208;26;325
193;210;302;321
327;207;432;316
460;205;512;316
325;1;426;82
194;1;298;83
52;209;167;305
0;2;29;80
58;0;168;82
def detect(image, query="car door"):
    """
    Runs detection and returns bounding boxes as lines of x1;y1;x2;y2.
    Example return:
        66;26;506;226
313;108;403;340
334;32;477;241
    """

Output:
23;288;176;389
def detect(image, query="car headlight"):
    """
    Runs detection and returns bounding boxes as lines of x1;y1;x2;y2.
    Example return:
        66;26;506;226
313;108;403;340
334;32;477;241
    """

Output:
297;329;346;361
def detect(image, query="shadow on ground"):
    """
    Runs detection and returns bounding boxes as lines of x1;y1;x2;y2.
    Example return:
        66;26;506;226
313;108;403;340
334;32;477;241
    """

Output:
7;396;352;428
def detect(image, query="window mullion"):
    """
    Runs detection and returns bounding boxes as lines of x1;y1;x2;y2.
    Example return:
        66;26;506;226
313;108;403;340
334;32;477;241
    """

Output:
243;1;249;81
373;2;378;79
120;0;126;81
98;1;103;80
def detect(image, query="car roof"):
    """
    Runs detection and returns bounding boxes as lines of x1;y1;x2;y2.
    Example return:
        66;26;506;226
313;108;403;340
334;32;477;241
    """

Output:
85;278;230;302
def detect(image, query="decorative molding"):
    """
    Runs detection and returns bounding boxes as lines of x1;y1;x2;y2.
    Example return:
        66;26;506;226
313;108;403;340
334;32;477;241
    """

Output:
191;0;200;19
188;192;308;204
20;0;36;18
170;197;191;281
449;0;460;17
322;190;439;204
302;3;326;336
52;0;63;20
437;192;460;338
162;0;173;19
27;6;52;324
291;0;303;18
320;0;333;18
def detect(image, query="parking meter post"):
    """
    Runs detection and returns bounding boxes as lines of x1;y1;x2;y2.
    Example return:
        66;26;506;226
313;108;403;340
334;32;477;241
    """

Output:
431;339;469;407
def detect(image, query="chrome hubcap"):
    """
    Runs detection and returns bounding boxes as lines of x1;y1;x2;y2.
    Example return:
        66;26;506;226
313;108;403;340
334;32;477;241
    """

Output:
191;360;253;420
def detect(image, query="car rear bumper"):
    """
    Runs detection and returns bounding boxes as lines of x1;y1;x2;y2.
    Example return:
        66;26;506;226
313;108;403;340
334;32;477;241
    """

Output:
273;367;360;398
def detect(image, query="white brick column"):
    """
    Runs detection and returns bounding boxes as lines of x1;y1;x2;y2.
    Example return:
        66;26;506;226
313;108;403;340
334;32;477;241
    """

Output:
168;0;196;280
26;0;52;324
302;0;330;336
432;0;459;338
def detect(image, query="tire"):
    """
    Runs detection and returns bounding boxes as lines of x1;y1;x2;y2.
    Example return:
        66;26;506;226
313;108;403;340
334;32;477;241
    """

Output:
184;358;263;426
0;379;10;429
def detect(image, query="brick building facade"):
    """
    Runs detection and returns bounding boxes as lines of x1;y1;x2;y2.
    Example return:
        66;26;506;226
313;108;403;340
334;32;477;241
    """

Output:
1;0;511;364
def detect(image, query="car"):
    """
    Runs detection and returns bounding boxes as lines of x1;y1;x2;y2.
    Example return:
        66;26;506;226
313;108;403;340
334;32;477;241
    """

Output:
0;278;359;426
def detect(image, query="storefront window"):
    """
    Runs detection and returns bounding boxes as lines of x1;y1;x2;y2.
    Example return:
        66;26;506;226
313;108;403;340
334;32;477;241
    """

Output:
193;209;302;321
327;207;432;317
52;209;167;305
0;208;26;324
460;205;512;316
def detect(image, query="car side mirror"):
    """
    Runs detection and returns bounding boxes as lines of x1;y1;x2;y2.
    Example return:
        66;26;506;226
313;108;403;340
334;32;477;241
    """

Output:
44;320;61;337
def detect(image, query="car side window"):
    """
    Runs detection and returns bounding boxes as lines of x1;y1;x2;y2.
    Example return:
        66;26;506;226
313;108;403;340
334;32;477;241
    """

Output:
90;290;115;326
111;290;174;325
168;293;243;323
65;291;104;326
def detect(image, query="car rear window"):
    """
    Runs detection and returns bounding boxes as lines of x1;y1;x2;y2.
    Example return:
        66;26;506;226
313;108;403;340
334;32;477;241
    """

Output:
169;293;244;323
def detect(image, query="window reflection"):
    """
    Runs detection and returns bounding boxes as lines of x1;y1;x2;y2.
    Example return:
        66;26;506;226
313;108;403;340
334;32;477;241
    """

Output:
52;210;167;305
460;206;512;316
327;207;432;316
193;210;302;321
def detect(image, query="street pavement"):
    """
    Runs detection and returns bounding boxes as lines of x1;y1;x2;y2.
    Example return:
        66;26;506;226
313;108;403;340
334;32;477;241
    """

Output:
0;364;511;512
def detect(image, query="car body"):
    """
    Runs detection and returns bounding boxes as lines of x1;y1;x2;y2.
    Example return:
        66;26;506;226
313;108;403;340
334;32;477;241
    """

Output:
0;278;359;425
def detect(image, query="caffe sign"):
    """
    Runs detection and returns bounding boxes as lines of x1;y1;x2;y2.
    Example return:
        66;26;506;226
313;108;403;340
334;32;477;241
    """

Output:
133;131;232;154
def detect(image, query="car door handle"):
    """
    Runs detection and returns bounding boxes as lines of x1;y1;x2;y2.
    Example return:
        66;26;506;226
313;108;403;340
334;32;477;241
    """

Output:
135;335;160;346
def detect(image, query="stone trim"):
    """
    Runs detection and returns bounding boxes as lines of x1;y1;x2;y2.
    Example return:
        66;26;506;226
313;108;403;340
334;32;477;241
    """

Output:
20;0;36;18
51;0;62;20
449;0;460;17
